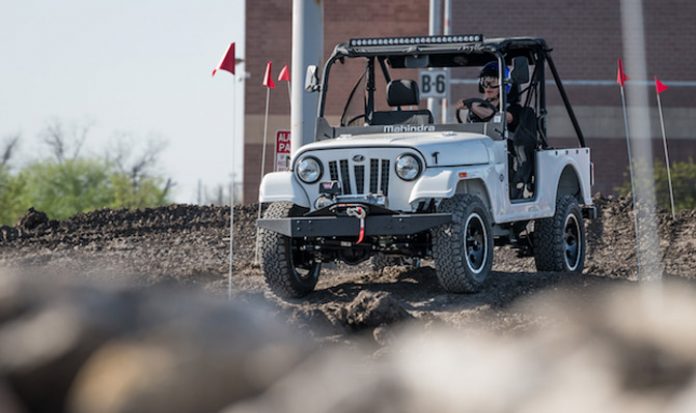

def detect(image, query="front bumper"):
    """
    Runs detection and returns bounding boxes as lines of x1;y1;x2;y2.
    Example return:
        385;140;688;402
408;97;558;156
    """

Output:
257;212;452;238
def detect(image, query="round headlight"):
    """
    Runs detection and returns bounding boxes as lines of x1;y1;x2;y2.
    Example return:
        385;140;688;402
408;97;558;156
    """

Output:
296;156;323;183
395;154;422;181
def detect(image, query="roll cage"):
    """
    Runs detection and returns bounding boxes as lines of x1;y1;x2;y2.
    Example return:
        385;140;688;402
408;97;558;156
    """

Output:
313;35;586;148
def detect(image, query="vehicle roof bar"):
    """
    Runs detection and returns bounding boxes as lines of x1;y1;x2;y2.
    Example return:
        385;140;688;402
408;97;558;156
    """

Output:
546;52;587;148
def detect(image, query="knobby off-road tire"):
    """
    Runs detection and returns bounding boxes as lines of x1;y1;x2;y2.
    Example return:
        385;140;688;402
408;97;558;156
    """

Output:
258;202;320;298
533;195;586;272
432;194;494;293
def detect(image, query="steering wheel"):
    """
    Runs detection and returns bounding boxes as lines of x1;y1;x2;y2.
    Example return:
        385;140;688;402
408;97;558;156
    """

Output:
456;98;497;123
343;114;366;127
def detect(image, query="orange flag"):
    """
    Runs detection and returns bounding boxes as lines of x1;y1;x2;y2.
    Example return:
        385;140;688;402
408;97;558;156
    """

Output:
262;61;275;89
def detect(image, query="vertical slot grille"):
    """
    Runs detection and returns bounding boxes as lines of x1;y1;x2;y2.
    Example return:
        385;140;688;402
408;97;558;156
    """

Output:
329;161;338;181
339;160;351;195
354;165;365;194
369;159;379;193
380;160;390;196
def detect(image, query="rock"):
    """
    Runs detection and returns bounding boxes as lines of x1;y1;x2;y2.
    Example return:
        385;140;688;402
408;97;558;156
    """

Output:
0;275;312;413
16;208;49;231
344;291;411;329
0;226;17;242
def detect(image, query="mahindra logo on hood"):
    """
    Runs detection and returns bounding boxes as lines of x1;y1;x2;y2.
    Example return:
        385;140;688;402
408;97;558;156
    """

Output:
383;124;436;133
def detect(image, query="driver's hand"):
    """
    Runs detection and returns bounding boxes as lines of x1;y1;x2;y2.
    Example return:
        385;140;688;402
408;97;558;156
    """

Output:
459;98;480;109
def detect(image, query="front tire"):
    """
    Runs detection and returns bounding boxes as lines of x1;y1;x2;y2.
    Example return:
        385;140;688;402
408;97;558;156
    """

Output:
533;195;585;272
432;194;493;293
258;202;320;298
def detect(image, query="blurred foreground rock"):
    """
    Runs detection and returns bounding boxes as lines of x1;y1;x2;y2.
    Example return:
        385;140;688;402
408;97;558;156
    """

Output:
0;273;312;413
226;282;696;413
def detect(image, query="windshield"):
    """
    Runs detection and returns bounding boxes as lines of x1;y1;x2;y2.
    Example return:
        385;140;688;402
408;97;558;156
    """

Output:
321;53;515;131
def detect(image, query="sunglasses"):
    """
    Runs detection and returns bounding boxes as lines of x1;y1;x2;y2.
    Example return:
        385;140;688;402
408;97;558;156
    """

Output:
480;80;500;89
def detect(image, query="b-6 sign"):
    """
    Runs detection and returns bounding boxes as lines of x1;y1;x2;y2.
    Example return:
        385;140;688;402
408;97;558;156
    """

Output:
419;70;447;98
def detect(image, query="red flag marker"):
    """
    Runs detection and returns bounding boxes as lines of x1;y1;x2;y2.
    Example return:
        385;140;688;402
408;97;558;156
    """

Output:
212;42;236;77
262;61;275;89
616;58;629;87
655;76;669;94
654;75;675;218
278;65;290;82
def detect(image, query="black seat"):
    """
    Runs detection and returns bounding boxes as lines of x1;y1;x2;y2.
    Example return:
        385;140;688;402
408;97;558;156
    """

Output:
509;107;537;198
369;80;434;126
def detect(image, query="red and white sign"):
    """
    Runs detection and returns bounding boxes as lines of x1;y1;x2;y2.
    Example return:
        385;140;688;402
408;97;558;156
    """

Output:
275;130;291;171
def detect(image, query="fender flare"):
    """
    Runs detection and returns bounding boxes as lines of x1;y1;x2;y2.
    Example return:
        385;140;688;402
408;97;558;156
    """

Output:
258;172;311;208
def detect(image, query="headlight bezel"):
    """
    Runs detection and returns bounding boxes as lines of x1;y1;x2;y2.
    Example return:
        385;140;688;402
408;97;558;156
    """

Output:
296;155;323;184
394;153;423;181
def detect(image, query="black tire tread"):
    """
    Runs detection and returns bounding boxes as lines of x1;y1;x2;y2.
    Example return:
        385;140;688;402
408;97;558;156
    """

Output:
432;194;494;293
533;195;585;272
259;202;319;298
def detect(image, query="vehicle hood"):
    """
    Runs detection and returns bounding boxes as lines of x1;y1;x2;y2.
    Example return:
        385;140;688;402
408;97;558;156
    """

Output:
296;131;492;167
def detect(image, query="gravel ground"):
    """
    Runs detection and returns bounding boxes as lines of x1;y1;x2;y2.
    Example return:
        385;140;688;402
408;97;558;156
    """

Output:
0;197;695;412
1;197;694;332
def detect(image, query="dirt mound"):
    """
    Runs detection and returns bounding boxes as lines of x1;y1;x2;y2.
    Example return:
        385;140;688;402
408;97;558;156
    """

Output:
343;290;412;328
0;198;695;412
2;196;693;279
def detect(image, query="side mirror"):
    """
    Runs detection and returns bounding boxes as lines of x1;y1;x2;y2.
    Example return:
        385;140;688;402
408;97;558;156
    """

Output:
511;57;530;84
305;65;320;92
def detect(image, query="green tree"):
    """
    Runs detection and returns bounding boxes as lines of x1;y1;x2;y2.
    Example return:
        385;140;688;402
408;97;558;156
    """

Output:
617;159;696;212
18;159;115;220
0;122;173;225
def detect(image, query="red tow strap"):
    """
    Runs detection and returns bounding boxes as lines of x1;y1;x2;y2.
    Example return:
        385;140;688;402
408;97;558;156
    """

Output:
346;206;367;244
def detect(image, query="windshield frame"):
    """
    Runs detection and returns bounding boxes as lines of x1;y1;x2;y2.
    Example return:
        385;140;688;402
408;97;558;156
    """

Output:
317;47;509;137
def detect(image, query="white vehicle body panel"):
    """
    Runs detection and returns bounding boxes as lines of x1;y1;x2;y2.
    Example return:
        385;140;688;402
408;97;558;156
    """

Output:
259;131;593;224
258;171;310;208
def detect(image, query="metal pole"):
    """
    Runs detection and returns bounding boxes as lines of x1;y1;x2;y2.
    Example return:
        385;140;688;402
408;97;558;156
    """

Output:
254;87;271;265
621;0;662;281
428;0;442;122
441;0;452;123
229;79;237;300
291;0;323;154
656;92;676;219
619;85;641;275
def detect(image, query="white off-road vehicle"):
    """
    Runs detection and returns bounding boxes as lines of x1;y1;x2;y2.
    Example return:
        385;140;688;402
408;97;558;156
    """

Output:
257;35;595;298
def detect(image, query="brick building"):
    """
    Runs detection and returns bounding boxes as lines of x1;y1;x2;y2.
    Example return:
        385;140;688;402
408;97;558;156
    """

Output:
243;0;696;203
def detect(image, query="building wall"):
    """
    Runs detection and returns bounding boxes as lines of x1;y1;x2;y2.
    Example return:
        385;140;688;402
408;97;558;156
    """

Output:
243;0;696;202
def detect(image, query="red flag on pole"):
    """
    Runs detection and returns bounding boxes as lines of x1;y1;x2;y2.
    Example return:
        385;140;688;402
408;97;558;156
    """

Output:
616;58;629;87
212;42;236;77
278;65;290;82
655;76;669;94
262;61;276;89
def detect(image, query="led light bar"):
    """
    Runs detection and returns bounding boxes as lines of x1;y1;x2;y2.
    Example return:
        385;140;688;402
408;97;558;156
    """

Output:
349;34;483;47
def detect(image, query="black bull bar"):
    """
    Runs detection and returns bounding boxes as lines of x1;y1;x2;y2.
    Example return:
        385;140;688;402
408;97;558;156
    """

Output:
256;212;452;238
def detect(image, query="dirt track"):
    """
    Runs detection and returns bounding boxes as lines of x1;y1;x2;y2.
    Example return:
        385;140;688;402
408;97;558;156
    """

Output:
1;198;696;412
1;196;694;336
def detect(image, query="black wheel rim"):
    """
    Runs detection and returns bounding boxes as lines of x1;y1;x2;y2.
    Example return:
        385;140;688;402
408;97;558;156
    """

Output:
563;214;581;271
465;213;487;275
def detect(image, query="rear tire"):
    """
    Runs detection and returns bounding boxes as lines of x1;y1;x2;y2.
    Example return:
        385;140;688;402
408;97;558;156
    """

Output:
259;202;320;298
432;194;493;293
533;195;585;272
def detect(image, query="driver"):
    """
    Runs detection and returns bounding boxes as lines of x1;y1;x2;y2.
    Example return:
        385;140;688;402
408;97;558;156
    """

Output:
457;61;522;132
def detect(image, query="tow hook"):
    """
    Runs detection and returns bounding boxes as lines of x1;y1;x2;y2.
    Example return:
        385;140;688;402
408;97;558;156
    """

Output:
346;206;367;244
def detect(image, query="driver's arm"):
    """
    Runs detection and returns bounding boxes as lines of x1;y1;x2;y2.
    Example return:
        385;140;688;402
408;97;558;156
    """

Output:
471;103;514;124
